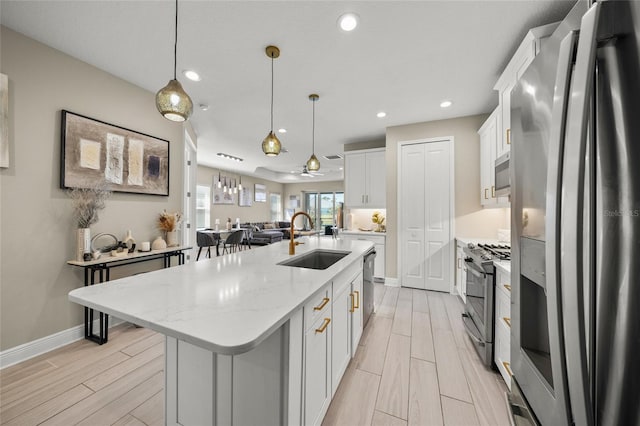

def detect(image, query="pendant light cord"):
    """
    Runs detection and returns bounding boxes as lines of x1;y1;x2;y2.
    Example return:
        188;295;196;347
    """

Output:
173;0;178;80
270;55;274;131
312;98;315;154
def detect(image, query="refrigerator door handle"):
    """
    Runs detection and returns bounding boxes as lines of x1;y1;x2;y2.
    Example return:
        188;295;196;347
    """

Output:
560;3;601;426
544;26;578;426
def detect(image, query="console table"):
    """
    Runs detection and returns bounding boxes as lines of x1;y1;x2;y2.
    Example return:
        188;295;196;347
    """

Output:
67;245;192;344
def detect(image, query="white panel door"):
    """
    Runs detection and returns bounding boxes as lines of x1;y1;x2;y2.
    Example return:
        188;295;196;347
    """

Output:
424;142;451;292
400;140;451;292
401;143;426;289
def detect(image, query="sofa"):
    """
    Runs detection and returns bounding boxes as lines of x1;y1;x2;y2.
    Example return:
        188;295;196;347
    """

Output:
240;222;290;246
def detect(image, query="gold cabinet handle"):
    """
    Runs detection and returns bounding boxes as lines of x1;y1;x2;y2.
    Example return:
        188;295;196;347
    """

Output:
350;293;355;313
315;318;331;334
503;317;511;328
492;186;496;198
504;284;511;292
502;361;513;376
484;188;489;199
506;128;511;145
354;290;360;309
313;297;330;311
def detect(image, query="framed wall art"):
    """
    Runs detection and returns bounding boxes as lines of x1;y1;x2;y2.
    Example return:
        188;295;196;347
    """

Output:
254;183;267;203
239;188;253;207
60;110;170;195
212;185;235;205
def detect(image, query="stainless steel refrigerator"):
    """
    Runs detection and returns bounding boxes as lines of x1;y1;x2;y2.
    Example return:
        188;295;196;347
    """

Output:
509;0;640;425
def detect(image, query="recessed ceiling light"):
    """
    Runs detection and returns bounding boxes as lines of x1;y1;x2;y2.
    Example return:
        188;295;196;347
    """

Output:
278;128;287;133
339;167;344;170
440;100;453;108
183;70;201;81
338;13;359;32
199;103;209;111
377;112;386;118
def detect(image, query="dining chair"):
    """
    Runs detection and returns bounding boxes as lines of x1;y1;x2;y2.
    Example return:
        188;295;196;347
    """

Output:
196;230;220;260
222;230;245;254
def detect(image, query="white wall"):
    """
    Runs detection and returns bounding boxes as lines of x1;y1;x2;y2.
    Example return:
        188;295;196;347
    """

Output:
0;27;187;351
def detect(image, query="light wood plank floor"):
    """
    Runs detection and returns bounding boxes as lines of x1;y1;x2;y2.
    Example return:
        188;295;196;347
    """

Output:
0;286;510;426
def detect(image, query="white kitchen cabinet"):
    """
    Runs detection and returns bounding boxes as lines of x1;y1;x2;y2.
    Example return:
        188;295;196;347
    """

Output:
344;149;386;208
331;279;351;397
304;291;332;426
479;110;499;207
350;271;364;353
493;22;558;158
341;232;385;280
494;266;512;389
455;240;467;303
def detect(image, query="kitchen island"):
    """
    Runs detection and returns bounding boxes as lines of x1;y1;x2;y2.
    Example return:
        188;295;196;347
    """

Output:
69;236;374;426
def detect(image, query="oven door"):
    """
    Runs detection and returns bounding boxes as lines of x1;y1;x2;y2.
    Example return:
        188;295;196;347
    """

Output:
462;259;495;365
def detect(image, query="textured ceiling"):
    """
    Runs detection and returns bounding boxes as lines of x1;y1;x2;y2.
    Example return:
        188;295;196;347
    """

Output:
1;0;576;182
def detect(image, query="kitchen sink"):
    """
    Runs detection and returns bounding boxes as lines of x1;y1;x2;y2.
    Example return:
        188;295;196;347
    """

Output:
278;250;351;270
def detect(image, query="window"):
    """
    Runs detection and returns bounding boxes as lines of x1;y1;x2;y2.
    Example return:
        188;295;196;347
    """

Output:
196;185;210;229
304;192;344;230
270;193;283;221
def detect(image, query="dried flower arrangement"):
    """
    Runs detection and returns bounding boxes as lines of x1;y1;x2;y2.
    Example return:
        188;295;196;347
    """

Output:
157;210;183;232
68;184;111;228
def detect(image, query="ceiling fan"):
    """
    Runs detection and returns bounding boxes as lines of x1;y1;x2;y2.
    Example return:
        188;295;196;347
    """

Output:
300;164;323;177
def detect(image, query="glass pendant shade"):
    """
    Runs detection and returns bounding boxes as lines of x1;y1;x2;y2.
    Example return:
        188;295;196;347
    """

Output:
307;154;320;171
156;79;193;122
262;131;281;156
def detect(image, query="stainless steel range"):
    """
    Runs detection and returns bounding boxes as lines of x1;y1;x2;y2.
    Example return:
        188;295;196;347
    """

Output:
461;243;511;366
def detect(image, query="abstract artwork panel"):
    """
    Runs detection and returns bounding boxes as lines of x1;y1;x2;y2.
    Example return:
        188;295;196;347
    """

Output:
127;138;144;186
61;110;169;195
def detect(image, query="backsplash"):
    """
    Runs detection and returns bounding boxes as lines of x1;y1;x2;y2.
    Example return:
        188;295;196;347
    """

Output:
345;208;387;231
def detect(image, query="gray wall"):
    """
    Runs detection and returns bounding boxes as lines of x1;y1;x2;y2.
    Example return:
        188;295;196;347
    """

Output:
0;27;186;351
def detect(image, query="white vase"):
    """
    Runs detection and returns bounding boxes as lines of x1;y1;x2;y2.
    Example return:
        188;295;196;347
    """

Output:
123;229;136;252
76;228;91;261
166;230;178;247
152;236;167;250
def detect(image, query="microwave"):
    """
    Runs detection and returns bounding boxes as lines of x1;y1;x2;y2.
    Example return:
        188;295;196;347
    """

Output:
494;152;510;197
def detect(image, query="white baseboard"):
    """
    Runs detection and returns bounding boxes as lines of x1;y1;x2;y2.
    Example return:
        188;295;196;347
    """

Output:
384;277;399;287
0;317;124;370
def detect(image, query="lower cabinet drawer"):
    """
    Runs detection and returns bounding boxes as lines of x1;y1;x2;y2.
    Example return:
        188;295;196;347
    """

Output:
304;285;331;331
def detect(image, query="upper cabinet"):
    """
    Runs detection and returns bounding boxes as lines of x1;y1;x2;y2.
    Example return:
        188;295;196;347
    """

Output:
493;22;559;158
344;149;386;208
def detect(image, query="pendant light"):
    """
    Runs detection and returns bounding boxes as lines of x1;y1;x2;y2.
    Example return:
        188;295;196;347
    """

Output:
217;171;222;189
155;0;193;122
238;175;243;191
262;46;281;156
223;177;228;193
306;94;321;171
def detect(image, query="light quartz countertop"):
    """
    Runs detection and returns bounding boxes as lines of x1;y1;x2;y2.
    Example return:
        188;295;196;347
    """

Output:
69;237;374;355
341;229;386;236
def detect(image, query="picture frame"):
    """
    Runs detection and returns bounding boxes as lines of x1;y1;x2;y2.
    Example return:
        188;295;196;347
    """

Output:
60;110;170;195
254;183;267;202
239;188;253;207
212;184;235;204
